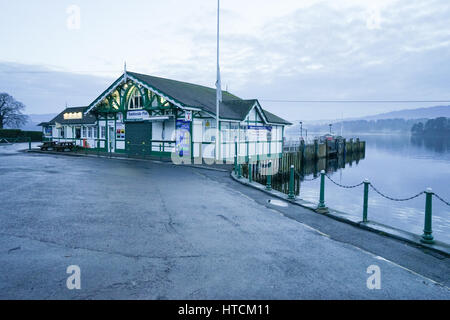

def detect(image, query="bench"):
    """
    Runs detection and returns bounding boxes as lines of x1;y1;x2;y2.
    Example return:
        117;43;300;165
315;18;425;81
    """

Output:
39;141;58;151
55;142;75;152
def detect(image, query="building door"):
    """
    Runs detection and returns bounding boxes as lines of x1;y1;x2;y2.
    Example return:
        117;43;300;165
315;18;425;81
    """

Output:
108;126;115;153
125;122;152;156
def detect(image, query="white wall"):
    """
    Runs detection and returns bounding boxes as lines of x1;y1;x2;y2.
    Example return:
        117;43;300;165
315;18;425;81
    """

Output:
152;122;163;140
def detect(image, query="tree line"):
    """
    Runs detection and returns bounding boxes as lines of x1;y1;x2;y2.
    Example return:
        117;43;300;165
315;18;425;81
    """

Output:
411;117;450;137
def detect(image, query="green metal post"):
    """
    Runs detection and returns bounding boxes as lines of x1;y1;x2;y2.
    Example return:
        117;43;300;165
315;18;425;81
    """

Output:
234;142;238;175
363;179;369;222
238;163;242;179
288;165;295;199
266;161;272;191
421;188;434;244
316;170;328;213
248;157;252;183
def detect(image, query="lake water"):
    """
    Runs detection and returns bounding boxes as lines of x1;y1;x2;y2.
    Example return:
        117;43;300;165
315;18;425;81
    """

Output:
283;134;450;243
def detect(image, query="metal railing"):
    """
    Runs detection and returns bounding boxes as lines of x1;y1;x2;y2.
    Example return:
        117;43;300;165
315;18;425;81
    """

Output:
235;161;449;245
0;136;32;150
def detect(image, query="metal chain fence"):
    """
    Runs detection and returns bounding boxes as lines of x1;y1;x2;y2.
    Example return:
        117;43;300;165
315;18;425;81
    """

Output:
325;174;364;189
369;184;424;202
434;193;450;207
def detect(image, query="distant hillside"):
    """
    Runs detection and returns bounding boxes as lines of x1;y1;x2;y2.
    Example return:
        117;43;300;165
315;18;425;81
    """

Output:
286;118;427;135
286;105;450;135
363;105;450;120
21;113;57;131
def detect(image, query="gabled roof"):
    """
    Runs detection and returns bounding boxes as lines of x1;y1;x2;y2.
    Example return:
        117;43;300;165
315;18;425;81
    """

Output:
86;71;291;125
262;109;292;125
128;72;240;113
41;106;96;126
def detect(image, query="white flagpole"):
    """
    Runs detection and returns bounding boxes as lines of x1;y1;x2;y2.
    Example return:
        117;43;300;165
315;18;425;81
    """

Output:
215;0;220;161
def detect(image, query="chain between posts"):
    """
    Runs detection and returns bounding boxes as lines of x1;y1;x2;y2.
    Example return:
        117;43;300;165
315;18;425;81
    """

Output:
325;174;364;189
369;184;424;202
433;193;450;207
325;174;428;202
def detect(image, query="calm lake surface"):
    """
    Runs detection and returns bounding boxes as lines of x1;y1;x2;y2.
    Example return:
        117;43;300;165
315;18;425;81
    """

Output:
286;133;450;243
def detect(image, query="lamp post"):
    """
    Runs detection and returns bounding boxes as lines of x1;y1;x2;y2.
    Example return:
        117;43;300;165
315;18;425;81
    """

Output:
329;123;332;134
299;121;303;138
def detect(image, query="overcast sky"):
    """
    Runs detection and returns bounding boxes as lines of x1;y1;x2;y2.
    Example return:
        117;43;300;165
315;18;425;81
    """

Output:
0;0;449;120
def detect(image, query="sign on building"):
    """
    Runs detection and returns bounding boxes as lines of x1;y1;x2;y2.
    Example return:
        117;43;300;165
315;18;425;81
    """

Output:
176;120;191;158
247;125;272;140
127;110;150;121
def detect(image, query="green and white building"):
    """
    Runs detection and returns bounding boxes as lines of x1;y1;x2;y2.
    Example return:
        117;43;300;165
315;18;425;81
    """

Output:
40;71;291;162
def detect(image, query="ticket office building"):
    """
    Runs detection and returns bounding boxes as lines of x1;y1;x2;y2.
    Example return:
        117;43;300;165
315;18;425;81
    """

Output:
40;71;291;162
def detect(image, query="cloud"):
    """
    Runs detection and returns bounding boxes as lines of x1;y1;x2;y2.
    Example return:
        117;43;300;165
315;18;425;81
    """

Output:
0;62;113;114
0;0;449;120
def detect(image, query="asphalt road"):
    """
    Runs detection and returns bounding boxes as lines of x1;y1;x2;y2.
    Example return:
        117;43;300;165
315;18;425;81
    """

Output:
0;144;449;299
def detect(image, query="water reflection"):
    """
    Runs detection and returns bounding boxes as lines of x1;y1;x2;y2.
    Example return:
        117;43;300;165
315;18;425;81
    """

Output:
410;135;450;153
354;134;450;161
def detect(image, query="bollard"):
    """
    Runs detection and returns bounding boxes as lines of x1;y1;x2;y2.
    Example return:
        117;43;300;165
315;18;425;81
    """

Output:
266;161;272;191
288;165;295;199
363;179;370;222
316;170;328;213
248;157;252;183
421;188;434;244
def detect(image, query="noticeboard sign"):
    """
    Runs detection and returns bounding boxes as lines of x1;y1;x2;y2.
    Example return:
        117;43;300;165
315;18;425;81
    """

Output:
176;120;191;158
247;125;272;140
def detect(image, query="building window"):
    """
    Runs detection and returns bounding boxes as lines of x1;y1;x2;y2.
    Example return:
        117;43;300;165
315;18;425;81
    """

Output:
230;123;239;142
221;122;230;143
240;125;247;141
128;89;144;110
101;126;106;139
93;127;98;139
75;127;81;139
44;127;52;136
203;119;216;142
60;127;65;138
88;127;92;138
82;126;87;138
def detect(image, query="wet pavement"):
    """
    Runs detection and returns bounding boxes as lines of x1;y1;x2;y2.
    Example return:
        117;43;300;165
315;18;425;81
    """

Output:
0;144;449;299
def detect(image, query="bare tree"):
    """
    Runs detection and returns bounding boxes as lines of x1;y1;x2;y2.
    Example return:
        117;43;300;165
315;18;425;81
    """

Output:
0;93;29;129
